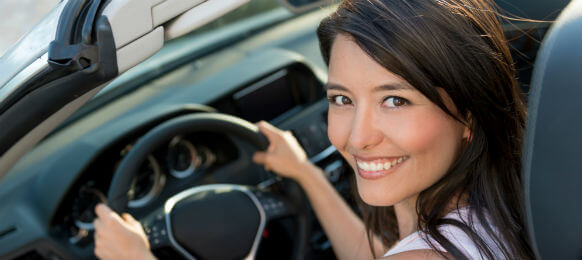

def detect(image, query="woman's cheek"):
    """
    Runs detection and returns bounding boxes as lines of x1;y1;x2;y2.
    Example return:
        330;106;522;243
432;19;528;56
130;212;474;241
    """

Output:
380;109;459;158
400;111;463;181
327;109;351;151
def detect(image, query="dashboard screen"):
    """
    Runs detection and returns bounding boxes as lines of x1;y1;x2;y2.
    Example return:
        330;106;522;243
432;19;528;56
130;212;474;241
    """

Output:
233;70;296;122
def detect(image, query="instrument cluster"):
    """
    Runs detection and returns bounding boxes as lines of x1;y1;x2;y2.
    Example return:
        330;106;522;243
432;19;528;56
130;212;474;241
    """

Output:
55;132;237;246
124;136;218;208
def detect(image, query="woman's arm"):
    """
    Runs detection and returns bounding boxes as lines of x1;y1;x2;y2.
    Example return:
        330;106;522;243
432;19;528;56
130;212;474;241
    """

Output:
297;161;387;259
92;120;385;260
253;121;385;259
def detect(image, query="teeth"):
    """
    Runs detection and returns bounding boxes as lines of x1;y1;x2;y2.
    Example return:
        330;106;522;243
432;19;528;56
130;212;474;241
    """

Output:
356;156;407;171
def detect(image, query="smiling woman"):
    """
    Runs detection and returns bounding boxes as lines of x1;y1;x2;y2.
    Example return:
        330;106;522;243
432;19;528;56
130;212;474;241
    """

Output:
0;0;573;258
326;34;469;209
93;0;533;259
259;0;533;259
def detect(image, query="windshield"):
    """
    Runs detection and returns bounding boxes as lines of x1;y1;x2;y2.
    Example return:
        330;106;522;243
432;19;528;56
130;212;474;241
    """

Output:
59;0;292;120
0;0;58;57
92;0;288;97
44;0;296;133
180;0;281;37
0;0;285;99
0;1;65;101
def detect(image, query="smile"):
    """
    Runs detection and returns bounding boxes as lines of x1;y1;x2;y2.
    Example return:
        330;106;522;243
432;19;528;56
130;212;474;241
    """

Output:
355;156;409;179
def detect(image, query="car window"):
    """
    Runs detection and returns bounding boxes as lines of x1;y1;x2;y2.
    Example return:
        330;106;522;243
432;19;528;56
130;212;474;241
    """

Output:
184;0;281;36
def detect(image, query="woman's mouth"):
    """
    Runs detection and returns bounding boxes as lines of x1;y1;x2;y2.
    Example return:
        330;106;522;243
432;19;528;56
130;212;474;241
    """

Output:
355;155;409;180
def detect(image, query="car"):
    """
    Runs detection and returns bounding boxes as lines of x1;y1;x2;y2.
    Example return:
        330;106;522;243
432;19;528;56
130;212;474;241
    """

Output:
0;0;578;259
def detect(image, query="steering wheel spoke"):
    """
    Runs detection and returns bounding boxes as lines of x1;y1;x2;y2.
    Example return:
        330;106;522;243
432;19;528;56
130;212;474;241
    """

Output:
252;189;296;221
140;207;172;250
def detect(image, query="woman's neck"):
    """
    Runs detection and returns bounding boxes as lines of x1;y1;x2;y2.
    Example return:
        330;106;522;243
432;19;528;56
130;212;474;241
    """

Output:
394;192;469;239
394;194;419;239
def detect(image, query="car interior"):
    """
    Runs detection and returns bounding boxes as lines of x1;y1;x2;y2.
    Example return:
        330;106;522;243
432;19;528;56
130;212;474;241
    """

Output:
0;0;578;259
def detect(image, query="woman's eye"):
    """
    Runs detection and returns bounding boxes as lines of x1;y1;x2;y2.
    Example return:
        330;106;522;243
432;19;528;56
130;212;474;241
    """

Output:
329;95;353;106
383;96;409;108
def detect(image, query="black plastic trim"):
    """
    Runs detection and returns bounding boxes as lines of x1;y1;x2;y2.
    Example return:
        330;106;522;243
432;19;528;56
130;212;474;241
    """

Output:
0;4;118;156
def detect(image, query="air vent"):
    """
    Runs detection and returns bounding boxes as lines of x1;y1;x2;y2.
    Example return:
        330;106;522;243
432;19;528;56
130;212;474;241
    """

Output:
0;225;17;239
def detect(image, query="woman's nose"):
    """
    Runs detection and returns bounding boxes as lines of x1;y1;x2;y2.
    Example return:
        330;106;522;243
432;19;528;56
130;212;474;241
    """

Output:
348;108;383;151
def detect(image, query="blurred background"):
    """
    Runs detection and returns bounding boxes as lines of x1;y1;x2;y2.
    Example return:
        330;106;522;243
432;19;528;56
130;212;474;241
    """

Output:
0;0;59;57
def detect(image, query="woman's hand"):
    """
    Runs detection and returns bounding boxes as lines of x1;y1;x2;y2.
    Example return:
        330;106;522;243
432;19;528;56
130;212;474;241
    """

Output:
252;121;314;182
93;204;156;260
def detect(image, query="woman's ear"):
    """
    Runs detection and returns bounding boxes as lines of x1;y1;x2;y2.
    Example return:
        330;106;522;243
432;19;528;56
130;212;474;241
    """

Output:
462;113;472;141
463;127;472;142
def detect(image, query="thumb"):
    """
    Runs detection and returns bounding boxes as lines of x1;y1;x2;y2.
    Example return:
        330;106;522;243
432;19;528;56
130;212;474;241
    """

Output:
95;203;119;219
256;121;282;141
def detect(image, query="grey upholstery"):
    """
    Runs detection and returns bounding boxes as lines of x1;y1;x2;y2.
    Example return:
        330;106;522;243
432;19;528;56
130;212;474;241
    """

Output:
523;0;582;259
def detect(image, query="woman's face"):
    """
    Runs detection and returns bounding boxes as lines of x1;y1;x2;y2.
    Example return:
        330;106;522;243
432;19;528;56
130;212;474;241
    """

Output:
327;34;469;206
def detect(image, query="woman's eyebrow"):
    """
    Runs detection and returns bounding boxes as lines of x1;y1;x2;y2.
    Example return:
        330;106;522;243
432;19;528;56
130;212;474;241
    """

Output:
325;82;413;92
324;83;349;92
373;82;413;92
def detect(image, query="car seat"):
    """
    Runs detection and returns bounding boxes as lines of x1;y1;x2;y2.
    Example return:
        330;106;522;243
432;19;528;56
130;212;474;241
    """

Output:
523;0;582;259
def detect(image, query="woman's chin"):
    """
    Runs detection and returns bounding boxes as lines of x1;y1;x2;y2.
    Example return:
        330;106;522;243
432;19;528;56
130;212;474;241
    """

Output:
356;180;399;207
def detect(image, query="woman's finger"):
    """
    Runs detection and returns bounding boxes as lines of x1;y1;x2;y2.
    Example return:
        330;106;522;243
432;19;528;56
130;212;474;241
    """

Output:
95;203;116;221
256;121;283;140
96;203;123;227
252;152;266;164
122;213;135;222
93;219;102;235
94;203;108;219
94;246;102;260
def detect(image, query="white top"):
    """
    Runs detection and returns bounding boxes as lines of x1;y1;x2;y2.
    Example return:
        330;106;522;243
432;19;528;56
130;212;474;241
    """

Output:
384;207;504;259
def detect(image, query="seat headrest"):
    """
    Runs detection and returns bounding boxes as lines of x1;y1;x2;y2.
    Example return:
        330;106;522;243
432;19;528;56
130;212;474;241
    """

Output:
523;0;582;259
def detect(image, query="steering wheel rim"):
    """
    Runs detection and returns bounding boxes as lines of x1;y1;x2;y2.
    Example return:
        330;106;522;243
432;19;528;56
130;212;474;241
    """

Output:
106;112;268;213
105;112;307;259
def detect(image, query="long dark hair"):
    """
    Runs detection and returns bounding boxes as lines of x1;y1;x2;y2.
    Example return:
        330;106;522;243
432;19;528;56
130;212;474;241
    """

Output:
317;0;534;259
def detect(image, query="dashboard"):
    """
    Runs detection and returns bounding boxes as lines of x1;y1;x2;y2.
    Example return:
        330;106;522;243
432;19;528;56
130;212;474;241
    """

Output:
46;60;339;253
0;10;354;254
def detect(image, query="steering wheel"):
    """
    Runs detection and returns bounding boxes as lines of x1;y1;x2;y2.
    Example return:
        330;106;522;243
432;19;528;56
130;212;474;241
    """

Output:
106;113;307;260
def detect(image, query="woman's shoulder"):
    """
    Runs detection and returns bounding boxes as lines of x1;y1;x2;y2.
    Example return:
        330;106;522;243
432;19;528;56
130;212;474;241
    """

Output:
384;207;504;259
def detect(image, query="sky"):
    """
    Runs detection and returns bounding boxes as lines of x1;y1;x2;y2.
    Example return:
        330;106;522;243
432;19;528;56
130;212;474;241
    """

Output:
0;0;58;57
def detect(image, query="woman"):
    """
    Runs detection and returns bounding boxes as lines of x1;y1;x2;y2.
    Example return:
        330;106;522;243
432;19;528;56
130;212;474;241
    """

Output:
93;0;534;259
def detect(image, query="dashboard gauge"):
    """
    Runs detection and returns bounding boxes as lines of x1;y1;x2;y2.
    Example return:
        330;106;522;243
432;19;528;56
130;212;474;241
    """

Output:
166;136;201;178
71;186;106;231
128;155;165;208
196;145;216;167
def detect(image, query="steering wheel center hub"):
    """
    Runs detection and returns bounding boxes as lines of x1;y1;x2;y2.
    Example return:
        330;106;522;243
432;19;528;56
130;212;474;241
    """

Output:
166;185;265;260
